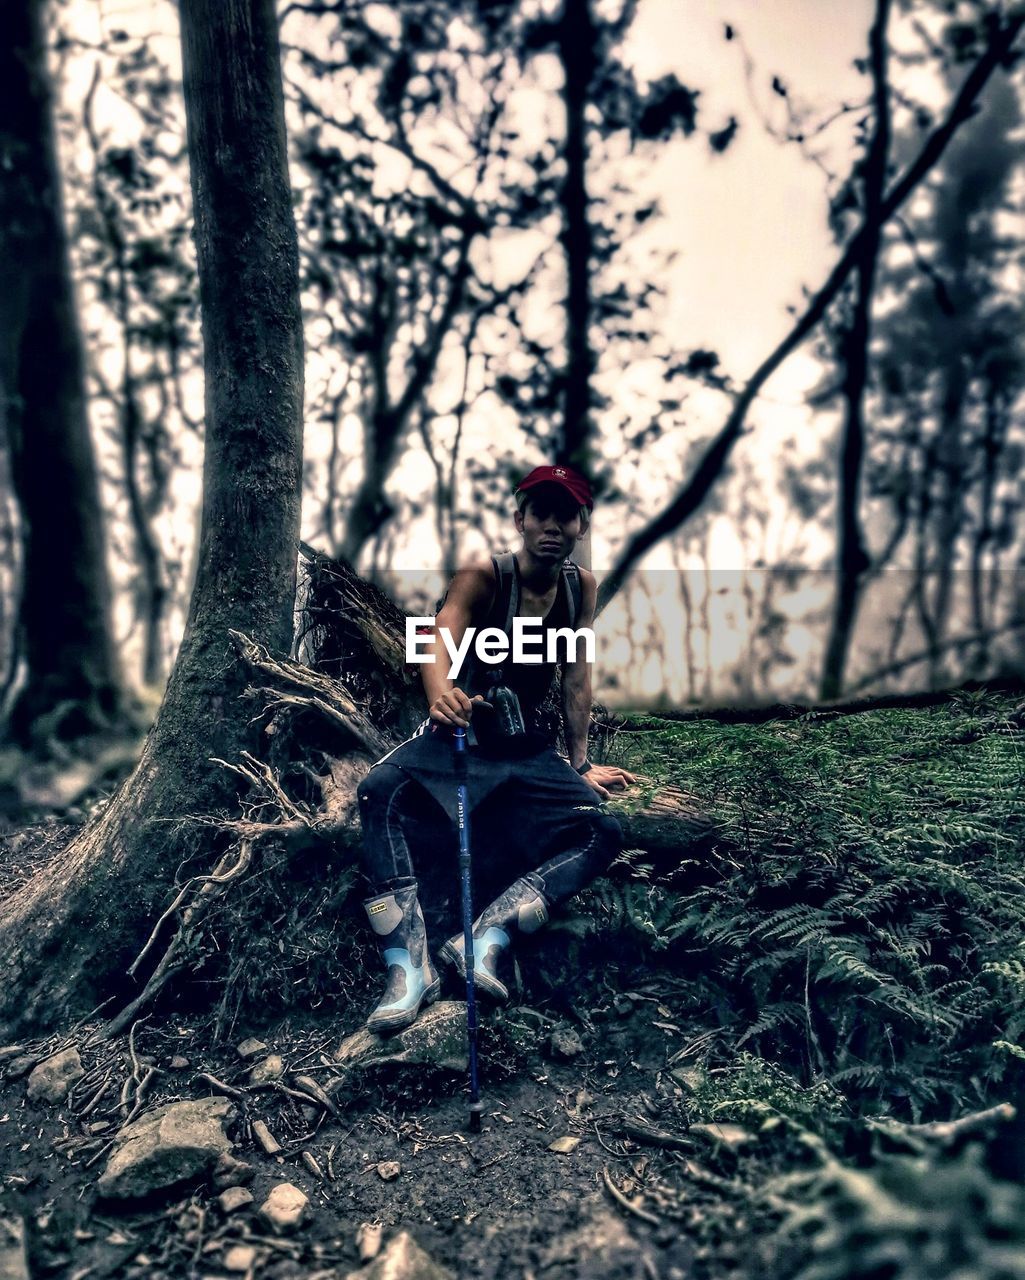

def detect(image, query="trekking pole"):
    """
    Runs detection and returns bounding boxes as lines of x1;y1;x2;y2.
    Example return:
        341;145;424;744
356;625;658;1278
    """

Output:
452;725;483;1132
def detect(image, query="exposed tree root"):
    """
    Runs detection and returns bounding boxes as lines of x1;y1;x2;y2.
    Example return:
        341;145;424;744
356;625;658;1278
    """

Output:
94;840;255;1041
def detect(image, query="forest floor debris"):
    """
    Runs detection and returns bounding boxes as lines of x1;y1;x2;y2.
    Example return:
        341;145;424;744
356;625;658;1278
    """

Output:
3;692;1025;1277
0;998;782;1279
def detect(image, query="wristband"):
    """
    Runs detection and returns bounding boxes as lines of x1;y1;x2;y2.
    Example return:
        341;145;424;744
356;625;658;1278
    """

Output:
575;760;592;775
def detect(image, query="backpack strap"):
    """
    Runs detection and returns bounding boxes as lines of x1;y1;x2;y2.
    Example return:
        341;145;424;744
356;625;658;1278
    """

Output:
491;551;519;634
562;559;582;628
490;552;579;630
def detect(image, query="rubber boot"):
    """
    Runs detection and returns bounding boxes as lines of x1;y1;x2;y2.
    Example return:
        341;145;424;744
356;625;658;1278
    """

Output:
363;881;441;1034
439;874;550;1002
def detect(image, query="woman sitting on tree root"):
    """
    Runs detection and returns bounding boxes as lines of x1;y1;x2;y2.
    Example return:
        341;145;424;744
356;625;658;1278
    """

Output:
356;465;636;1033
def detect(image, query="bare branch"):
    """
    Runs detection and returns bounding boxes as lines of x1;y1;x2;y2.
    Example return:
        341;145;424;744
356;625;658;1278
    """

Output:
596;9;1025;616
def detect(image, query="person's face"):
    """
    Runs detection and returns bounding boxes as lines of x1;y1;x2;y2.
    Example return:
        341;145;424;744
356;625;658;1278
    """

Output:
514;485;586;561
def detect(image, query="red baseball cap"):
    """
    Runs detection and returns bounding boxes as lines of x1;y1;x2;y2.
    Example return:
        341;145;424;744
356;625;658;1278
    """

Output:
515;465;594;511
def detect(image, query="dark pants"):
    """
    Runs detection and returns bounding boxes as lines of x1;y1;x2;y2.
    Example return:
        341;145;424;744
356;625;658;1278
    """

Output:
356;721;622;907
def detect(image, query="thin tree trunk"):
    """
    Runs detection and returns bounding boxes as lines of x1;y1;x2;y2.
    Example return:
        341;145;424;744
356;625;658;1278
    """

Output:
969;390;1003;674
557;0;595;478
819;0;891;701
83;68;169;689
0;0;304;1038
0;0;124;743
928;355;968;683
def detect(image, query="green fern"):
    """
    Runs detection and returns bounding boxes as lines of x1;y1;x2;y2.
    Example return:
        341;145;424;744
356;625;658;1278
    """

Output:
605;691;1025;1117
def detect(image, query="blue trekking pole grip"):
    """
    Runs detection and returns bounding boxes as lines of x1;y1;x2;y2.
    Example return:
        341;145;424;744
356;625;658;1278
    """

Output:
453;725;483;1132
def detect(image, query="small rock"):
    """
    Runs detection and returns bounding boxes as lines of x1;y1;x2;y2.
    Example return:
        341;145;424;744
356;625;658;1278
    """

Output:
97;1097;233;1201
345;1231;453;1280
259;1182;308;1233
540;1208;652;1280
542;1211;660;1278
213;1152;256;1189
333;1001;468;1083
547;1135;580;1154
357;1221;383;1262
0;1216;29;1280
223;1244;258;1273
26;1048;85;1104
168;1056;189;1071
236;1038;268;1060
248;1054;284;1086
547;1026;585;1060
670;1066;704;1093
376;1160;401;1181
3;1056;37;1080
252;1120;281;1155
218;1186;254;1215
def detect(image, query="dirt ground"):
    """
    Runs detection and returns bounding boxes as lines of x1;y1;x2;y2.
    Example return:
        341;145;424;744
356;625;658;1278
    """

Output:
0;972;776;1280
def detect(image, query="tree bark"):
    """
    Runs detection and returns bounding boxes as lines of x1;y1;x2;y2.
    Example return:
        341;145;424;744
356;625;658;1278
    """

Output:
0;0;124;743
819;0;891;701
557;0;595;478
0;0;304;1038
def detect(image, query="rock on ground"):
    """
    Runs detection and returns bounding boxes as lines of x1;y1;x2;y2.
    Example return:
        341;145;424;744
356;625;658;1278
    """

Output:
345;1231;453;1280
258;1182;308;1233
26;1048;84;1104
333;1001;468;1083
540;1212;657;1280
218;1186;254;1215
97;1097;233;1201
0;1216;29;1280
547;1026;585;1060
247;1054;284;1086
222;1244;258;1273
212;1152;255;1189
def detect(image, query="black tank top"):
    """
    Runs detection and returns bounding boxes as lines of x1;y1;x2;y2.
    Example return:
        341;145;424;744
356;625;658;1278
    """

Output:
458;554;583;750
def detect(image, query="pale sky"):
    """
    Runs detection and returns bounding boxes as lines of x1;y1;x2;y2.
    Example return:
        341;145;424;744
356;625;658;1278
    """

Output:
630;0;873;370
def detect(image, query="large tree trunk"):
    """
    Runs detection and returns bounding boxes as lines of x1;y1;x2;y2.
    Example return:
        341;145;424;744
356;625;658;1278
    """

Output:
0;0;124;743
0;0;304;1039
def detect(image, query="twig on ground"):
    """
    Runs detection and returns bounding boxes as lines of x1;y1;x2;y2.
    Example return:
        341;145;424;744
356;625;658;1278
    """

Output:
617;1117;694;1152
195;1072;244;1099
602;1166;662;1226
82;1139;117;1170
